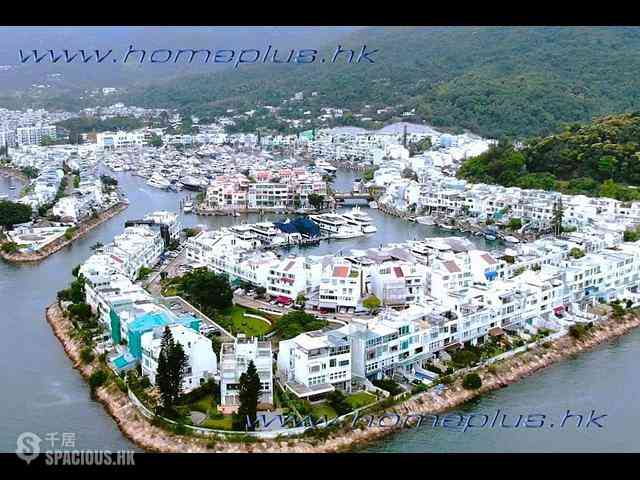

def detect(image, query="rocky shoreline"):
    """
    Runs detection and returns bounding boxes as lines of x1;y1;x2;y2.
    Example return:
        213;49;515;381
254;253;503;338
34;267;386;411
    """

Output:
0;165;29;183
1;202;128;263
45;302;640;453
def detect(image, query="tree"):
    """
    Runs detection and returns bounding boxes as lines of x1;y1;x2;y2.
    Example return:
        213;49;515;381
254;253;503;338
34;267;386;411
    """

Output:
624;227;640;242
362;295;381;314
569;247;585;259
507;217;522;231
168;341;187;404
156;327;187;410
0;200;32;228
149;133;163;147
307;193;324;210
462;373;482;390
156;328;173;410
68;303;92;323
234;360;261;431
20;166;39;179
180;268;233;313
296;292;307;307
1;242;18;253
552;197;563;236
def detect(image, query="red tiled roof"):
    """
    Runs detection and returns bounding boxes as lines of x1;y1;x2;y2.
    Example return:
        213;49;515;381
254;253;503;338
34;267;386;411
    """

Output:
393;266;404;278
481;253;497;265
333;266;349;278
443;261;461;273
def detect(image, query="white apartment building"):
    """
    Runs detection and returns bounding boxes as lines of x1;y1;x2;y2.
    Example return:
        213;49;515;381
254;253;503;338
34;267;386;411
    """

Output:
16;124;57;146
96;131;145;150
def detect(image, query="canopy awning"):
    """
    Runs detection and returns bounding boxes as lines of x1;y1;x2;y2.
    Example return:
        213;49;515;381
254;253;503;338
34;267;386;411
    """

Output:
275;295;293;305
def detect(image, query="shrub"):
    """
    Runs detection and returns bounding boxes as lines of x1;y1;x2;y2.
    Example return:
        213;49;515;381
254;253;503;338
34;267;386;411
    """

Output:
89;370;108;391
80;347;95;364
326;390;351;416
569;323;592;341
372;378;403;396
462;373;482;390
451;348;480;368
115;377;127;393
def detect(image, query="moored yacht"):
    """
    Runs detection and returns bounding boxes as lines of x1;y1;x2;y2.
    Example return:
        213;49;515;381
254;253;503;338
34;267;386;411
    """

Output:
340;206;377;234
314;159;337;176
309;213;363;238
147;173;171;190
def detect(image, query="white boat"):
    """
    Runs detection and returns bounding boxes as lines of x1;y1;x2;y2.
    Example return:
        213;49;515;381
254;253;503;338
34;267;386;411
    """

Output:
183;200;193;213
415;215;435;226
340;206;377;234
504;235;520;244
314;159;337;176
309;213;363;238
147;173;171;190
369;201;378;209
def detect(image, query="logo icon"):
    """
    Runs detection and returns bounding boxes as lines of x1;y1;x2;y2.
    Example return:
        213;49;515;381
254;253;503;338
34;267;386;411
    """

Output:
16;432;41;464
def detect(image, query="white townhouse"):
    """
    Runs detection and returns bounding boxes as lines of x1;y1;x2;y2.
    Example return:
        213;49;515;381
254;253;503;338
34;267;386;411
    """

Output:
338;305;433;381
219;336;273;414
277;330;352;401
369;261;427;306
103;225;164;280
143;211;182;242
316;261;363;313
141;324;218;393
267;255;315;302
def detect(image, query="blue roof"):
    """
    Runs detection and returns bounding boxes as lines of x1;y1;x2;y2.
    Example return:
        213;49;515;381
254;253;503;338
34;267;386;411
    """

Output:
128;311;175;333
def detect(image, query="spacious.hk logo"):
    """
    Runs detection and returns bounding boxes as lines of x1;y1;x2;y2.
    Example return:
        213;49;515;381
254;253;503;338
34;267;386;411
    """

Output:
16;432;41;464
15;431;135;466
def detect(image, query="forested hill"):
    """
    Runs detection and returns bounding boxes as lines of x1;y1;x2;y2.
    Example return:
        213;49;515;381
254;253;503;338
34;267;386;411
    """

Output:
124;27;640;138
457;112;640;201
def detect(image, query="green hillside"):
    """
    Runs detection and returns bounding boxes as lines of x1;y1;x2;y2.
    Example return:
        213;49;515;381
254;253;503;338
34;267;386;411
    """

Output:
123;27;640;138
457;112;640;200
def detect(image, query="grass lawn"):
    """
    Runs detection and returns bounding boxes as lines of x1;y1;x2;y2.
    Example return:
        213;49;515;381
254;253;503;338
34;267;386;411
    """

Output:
346;391;376;410
201;415;234;430
161;286;179;297
179;395;234;430
225;305;272;336
310;403;337;419
189;396;215;414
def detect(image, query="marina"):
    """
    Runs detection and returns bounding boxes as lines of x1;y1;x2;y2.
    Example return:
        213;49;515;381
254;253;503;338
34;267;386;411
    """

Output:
0;166;638;453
